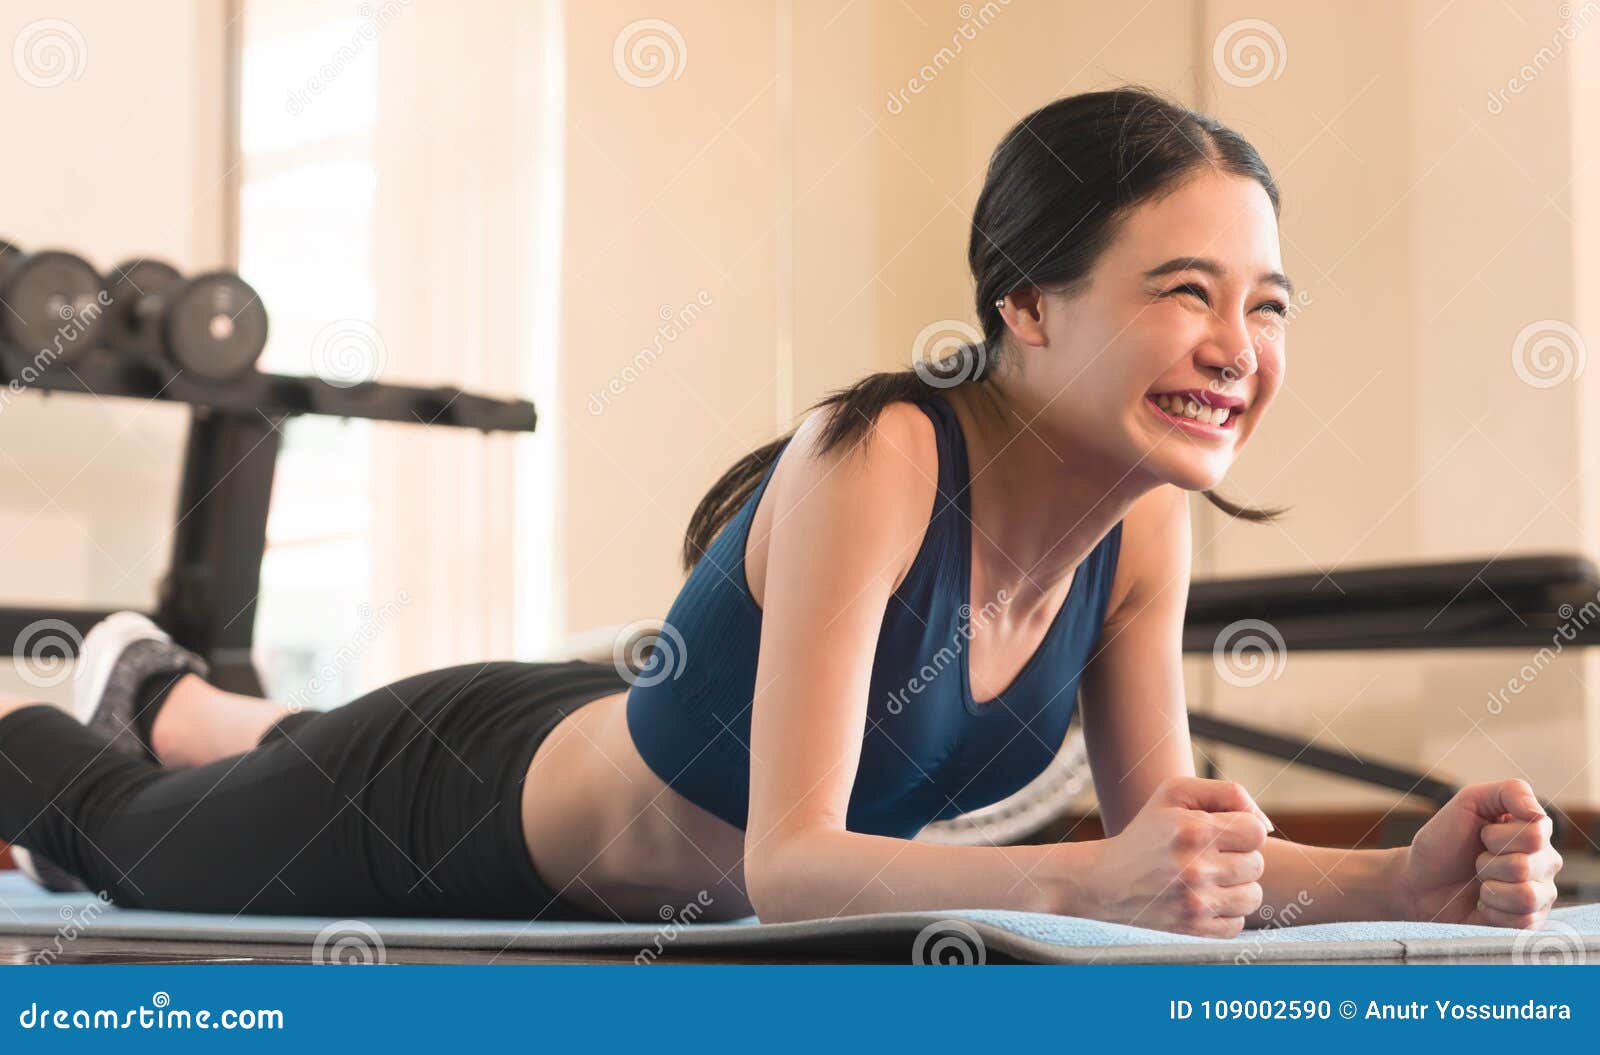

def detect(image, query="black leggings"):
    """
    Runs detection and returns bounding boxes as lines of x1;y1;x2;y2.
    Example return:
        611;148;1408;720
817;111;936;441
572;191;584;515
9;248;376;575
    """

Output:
0;659;629;919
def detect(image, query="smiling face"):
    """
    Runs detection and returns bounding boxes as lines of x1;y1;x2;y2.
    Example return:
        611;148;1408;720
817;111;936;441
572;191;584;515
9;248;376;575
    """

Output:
1005;169;1289;493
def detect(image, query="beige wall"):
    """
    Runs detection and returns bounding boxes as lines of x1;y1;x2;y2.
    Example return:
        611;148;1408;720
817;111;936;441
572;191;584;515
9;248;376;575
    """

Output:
557;0;1201;634
0;1;229;702
559;2;784;633
1192;0;1600;808
556;0;1600;809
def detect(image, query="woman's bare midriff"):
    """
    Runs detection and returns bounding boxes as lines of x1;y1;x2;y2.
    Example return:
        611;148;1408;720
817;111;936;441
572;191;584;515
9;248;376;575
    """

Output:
517;689;754;922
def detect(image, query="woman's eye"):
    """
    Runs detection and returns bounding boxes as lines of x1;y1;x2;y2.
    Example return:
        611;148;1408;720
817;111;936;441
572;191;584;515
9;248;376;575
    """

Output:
1165;283;1209;305
1256;301;1289;318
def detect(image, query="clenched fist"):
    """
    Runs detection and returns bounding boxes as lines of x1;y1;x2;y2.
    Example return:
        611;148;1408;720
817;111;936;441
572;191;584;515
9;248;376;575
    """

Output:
1398;779;1563;928
1073;776;1272;937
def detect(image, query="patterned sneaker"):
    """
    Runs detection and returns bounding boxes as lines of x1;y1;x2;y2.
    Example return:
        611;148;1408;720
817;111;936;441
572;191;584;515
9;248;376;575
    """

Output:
10;846;87;893
72;611;210;761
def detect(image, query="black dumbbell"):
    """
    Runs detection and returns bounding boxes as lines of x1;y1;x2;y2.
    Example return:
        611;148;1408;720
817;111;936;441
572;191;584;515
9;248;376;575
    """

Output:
103;259;269;383
0;239;105;363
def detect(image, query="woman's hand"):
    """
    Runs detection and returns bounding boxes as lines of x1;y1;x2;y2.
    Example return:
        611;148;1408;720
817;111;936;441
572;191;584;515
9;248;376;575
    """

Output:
1072;776;1271;937
1397;779;1563;928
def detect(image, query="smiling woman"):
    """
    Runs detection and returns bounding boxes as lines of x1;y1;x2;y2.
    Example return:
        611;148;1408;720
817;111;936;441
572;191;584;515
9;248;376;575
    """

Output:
558;88;1551;931
0;86;1561;940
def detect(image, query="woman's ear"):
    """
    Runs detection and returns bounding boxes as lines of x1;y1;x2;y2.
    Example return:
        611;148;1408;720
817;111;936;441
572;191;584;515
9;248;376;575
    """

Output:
997;285;1049;348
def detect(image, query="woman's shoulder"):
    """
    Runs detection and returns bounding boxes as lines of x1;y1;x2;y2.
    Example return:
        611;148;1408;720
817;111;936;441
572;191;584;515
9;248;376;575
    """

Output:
743;399;944;604
781;398;942;489
1101;484;1192;629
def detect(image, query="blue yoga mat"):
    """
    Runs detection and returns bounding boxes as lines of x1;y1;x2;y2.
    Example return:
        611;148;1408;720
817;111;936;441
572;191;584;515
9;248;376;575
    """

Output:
2;873;1597;963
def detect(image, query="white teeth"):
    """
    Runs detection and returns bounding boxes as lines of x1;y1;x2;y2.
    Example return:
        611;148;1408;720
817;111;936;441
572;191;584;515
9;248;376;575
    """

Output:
1151;393;1235;427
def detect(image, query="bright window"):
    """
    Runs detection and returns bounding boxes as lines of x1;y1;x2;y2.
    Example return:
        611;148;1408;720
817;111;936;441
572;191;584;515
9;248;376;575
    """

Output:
236;3;382;708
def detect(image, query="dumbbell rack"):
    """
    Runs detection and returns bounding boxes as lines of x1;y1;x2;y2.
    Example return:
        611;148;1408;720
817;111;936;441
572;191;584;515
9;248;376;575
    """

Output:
0;343;536;695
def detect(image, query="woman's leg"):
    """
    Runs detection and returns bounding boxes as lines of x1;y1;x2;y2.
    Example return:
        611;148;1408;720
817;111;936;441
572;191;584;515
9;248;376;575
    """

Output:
0;693;392;914
147;673;294;767
0;662;622;918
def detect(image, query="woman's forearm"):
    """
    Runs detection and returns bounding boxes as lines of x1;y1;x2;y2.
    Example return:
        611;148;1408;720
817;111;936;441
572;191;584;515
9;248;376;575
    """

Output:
748;827;1097;923
750;827;1416;929
1251;838;1411;927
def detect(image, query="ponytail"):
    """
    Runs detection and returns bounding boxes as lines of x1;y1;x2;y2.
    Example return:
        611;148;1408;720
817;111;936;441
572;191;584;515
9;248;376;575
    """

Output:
681;369;931;571
680;359;1283;572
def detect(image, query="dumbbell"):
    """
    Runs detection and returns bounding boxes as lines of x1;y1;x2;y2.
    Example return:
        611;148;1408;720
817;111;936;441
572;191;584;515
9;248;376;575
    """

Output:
0;239;105;363
102;259;269;383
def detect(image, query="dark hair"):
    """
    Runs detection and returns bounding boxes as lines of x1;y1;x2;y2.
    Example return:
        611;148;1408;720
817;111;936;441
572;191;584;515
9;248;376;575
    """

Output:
682;86;1287;571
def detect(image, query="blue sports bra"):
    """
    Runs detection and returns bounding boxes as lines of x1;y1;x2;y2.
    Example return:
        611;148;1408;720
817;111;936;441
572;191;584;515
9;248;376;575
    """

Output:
625;394;1124;839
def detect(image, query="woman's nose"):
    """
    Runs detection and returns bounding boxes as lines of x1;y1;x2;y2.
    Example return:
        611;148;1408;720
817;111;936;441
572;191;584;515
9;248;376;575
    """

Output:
1198;336;1256;384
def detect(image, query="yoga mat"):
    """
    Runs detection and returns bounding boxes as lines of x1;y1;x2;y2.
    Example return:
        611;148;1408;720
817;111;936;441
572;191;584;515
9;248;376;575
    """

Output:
2;874;1597;964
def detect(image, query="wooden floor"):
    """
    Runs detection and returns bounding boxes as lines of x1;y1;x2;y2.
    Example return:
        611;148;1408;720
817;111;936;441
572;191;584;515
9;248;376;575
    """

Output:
1;934;1572;966
0;935;864;965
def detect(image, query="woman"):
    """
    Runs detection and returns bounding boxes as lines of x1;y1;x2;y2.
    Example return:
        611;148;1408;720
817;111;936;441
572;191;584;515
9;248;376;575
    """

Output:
0;88;1562;936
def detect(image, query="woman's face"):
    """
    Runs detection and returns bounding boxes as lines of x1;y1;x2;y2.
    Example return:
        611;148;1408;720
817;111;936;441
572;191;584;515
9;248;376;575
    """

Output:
1018;170;1288;494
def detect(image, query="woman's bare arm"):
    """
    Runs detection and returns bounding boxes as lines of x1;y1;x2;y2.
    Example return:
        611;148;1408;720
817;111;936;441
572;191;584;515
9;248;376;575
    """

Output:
1076;487;1432;929
1077;485;1199;837
742;415;1275;934
740;403;1104;922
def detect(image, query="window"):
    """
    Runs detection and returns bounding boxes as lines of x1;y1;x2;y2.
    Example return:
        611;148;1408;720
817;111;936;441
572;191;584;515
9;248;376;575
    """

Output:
236;4;383;708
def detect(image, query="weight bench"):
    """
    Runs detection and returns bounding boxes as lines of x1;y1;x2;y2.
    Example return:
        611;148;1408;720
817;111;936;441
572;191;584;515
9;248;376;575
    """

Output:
0;341;536;696
1178;554;1600;846
927;554;1600;847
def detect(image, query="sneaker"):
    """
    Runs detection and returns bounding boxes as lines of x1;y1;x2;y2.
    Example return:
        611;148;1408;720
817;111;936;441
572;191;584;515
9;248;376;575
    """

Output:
10;846;88;893
72;611;209;761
